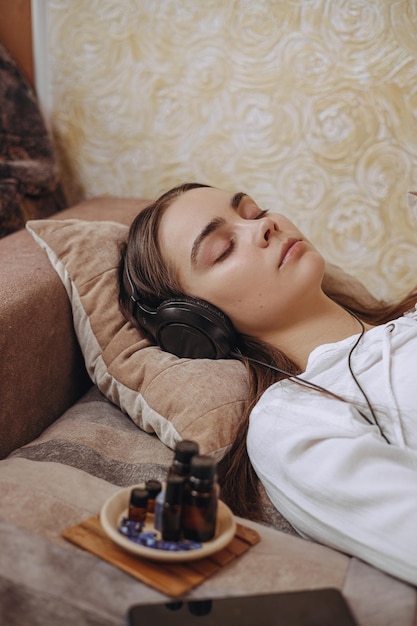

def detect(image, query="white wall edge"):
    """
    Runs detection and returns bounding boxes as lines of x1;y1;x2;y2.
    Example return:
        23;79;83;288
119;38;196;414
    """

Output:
31;0;53;115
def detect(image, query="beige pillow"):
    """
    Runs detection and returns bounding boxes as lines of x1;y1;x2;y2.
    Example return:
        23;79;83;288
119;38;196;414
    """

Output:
26;218;249;458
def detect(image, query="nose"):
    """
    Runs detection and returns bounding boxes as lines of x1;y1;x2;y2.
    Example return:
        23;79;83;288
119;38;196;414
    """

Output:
255;216;278;247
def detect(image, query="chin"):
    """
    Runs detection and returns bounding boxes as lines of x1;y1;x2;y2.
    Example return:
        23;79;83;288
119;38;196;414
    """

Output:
300;248;325;282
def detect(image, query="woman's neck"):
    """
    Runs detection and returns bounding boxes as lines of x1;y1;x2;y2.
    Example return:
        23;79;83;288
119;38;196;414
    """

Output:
265;294;372;371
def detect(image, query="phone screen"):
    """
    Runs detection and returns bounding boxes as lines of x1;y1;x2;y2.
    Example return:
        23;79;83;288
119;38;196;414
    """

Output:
127;588;357;626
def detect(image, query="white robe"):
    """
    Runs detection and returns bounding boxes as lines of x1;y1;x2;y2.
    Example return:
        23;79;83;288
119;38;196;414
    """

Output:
247;305;417;585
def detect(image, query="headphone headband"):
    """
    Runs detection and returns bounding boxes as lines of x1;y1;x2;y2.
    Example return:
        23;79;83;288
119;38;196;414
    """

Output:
124;263;236;359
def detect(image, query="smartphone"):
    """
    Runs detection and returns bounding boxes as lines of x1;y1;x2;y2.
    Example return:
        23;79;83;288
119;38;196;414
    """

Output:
126;588;357;626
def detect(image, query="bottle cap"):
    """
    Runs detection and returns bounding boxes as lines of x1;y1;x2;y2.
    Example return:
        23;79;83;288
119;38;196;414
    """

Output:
190;455;217;480
174;440;199;463
129;487;149;508
165;475;185;504
145;479;162;498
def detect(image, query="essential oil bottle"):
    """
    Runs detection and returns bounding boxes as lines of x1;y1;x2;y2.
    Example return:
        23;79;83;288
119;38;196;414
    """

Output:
162;474;184;542
128;487;149;524
145;479;162;514
168;440;200;478
181;455;219;542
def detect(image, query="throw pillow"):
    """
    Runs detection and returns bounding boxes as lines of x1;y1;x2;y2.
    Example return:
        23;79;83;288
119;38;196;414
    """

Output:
26;218;248;458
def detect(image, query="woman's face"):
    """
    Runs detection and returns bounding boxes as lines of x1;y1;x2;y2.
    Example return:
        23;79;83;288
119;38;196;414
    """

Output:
158;187;325;340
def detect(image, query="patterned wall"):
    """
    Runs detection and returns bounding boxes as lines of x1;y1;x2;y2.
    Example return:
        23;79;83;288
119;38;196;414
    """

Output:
45;0;417;300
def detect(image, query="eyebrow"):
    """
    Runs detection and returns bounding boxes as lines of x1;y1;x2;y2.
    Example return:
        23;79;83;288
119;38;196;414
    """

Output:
190;192;247;266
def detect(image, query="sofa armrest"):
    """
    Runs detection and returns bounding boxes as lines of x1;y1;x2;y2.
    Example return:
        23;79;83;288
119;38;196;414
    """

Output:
0;227;90;458
0;196;148;458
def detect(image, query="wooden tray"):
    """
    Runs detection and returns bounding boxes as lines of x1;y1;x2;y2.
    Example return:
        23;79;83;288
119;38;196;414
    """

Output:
62;516;260;597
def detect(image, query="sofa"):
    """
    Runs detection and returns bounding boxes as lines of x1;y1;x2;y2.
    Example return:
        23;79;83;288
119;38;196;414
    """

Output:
1;197;417;626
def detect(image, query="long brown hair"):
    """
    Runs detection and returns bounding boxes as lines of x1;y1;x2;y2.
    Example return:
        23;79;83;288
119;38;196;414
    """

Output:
119;183;417;520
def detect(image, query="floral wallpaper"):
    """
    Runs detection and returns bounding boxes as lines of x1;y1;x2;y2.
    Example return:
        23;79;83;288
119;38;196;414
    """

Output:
45;0;417;300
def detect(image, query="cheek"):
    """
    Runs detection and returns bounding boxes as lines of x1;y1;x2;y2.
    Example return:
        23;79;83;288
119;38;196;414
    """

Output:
217;287;276;335
212;261;272;306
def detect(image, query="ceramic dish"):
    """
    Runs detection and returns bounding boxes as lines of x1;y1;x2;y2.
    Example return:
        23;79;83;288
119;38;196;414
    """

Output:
100;484;236;562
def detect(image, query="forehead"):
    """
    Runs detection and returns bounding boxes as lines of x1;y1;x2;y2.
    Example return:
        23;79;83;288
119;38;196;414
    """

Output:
167;187;232;220
158;186;232;271
159;186;230;239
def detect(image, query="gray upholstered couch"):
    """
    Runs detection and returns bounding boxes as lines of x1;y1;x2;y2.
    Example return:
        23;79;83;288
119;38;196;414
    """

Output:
1;198;416;626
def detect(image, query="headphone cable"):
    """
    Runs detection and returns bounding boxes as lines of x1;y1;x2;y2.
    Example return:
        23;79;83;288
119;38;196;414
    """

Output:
232;312;390;444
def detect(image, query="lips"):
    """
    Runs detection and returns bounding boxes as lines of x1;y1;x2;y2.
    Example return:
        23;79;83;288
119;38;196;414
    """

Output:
278;238;301;267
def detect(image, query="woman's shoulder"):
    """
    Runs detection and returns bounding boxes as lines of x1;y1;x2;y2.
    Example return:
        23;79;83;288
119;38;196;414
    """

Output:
249;377;355;431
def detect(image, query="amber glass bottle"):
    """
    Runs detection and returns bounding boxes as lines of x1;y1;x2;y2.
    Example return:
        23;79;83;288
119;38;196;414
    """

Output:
162;474;184;541
145;479;162;514
128;487;148;523
182;455;218;542
168;440;200;478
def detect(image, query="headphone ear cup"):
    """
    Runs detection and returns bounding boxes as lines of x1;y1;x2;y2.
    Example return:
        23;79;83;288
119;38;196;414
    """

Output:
155;297;236;359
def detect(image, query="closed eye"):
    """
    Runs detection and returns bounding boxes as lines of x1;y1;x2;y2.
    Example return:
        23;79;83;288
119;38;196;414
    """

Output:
215;238;236;263
255;209;269;220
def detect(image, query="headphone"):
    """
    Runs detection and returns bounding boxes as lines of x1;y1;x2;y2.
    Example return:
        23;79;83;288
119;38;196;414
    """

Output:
124;264;236;359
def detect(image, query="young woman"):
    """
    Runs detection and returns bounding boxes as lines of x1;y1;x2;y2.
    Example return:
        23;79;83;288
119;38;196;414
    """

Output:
119;182;417;585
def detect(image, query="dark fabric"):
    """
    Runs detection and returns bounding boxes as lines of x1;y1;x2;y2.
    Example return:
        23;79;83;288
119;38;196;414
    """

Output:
0;42;67;238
